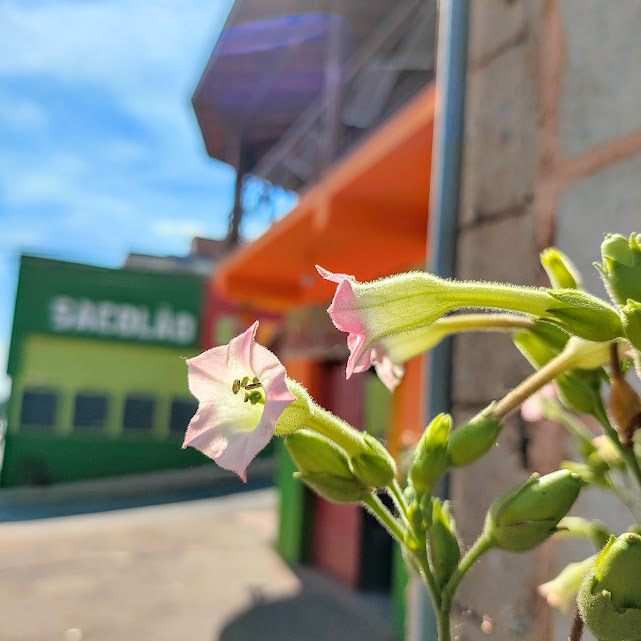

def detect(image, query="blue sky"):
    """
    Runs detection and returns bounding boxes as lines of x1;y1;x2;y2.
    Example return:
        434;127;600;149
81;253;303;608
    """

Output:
0;0;295;398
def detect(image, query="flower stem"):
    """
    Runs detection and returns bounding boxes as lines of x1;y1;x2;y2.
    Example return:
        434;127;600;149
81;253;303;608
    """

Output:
569;610;584;641
492;339;609;419
362;493;406;545
306;405;365;458
436;605;452;641
388;479;410;524
492;355;573;418
441;533;493;612
449;280;553;317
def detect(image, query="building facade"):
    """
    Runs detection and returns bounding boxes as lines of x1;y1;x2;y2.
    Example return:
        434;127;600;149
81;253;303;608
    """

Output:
2;256;206;487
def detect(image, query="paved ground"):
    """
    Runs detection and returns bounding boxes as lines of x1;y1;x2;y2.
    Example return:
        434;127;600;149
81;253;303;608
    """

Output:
0;487;397;641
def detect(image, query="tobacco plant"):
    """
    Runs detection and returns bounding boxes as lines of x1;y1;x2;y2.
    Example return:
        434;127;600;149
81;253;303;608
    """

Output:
183;233;641;641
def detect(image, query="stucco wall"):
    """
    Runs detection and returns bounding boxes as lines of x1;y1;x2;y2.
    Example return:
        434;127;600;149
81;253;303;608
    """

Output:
450;1;641;640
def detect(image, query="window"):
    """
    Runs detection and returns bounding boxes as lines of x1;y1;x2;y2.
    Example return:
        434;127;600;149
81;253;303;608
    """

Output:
122;395;155;431
73;393;109;430
20;389;58;429
169;398;198;435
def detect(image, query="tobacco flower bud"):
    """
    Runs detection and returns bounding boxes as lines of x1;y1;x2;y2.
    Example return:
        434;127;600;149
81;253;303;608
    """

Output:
409;413;451;495
578;533;641;641
597;233;641;306
622;300;641;351
447;405;502;467
540;247;583;290
429;499;461;590
545;289;623;343
285;430;371;503
349;433;397;489
484;470;586;552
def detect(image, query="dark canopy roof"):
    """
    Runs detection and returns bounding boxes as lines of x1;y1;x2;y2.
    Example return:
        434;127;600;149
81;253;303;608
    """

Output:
192;0;399;166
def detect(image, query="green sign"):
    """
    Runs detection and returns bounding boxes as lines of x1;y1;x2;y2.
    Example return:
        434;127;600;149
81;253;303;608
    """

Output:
48;296;197;344
8;256;204;375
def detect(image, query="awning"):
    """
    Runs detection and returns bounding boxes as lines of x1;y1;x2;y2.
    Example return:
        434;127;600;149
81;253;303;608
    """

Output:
214;83;436;311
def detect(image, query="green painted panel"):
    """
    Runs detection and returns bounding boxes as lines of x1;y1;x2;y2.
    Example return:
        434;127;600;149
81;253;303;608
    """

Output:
3;333;275;486
0;432;209;486
364;374;392;439
391;542;409;640
276;439;311;563
9;335;197;437
8;255;204;375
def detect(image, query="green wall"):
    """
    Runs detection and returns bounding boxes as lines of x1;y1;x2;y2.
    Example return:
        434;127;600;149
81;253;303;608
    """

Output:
8;256;204;376
2;334;211;486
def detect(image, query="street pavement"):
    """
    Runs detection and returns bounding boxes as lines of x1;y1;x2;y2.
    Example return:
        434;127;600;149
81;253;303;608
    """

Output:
0;487;397;641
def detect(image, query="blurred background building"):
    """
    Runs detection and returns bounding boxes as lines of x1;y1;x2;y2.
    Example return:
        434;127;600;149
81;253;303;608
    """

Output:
2;242;280;488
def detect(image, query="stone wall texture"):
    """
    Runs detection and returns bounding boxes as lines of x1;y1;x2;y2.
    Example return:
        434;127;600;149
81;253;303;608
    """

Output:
449;1;641;640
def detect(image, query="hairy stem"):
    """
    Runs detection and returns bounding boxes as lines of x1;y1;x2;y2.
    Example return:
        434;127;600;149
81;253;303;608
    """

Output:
362;494;406;545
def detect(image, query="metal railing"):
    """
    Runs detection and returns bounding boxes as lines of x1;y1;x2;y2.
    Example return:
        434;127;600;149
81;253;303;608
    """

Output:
249;0;437;194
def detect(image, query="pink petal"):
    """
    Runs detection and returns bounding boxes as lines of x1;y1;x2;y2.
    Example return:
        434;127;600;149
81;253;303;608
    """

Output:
183;404;271;482
187;348;232;403
184;321;296;480
227;320;258;371
327;278;370;378
315;265;355;284
371;344;405;392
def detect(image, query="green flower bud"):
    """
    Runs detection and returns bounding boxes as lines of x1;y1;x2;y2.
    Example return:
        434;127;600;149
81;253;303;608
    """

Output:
285;430;371;503
429;499;461;590
349;433;397;489
407;500;425;535
546;290;623;343
555;370;604;417
285;429;351;477
447;405;502;467
484;470;586;552
420;494;434;527
409;413;451;495
622;300;641;351
596;233;641;306
295;472;372;503
540;247;583;290
578;533;641;641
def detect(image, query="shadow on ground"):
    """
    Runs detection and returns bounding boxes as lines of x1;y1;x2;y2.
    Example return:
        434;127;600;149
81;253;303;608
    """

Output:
217;567;399;641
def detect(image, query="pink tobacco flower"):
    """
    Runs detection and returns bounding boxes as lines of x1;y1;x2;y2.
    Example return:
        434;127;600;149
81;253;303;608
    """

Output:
317;266;405;389
183;321;296;481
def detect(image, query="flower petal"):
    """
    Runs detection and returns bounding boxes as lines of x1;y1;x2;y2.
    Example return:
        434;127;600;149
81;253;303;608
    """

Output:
317;267;370;378
183;402;268;482
184;321;296;481
315;265;355;284
187;348;233;402
371;344;405;392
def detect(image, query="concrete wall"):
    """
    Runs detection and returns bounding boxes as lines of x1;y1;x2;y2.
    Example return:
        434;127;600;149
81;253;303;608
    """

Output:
449;1;641;640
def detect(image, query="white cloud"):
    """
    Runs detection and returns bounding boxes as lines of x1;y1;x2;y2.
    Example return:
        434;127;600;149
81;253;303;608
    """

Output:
0;0;233;135
152;219;206;239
